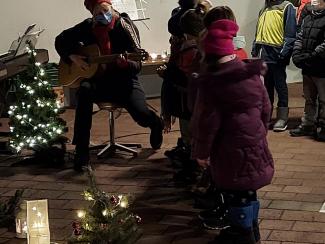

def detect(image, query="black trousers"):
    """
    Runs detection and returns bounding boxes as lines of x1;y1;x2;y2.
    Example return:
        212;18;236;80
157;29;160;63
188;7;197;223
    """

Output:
72;79;158;154
264;63;288;108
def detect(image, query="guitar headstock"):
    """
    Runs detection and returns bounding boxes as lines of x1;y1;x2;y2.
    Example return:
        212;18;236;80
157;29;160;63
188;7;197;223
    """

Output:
124;49;149;62
138;49;149;61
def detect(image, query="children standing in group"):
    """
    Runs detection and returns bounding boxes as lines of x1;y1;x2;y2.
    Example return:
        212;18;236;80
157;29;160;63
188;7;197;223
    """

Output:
190;12;274;244
161;1;210;184
252;0;296;132
161;8;207;183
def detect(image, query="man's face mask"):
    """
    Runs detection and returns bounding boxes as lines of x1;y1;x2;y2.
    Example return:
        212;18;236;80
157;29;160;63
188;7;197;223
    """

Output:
95;11;113;25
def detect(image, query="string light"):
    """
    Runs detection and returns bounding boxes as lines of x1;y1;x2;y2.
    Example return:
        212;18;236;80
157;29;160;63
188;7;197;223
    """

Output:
77;211;86;218
8;46;66;153
84;192;94;201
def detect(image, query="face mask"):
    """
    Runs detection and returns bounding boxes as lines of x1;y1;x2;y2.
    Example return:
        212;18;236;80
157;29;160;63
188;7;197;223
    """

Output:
95;11;113;25
233;36;246;50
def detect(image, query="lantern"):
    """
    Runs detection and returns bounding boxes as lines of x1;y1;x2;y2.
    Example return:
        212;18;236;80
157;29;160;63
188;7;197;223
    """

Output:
16;201;27;238
26;199;50;244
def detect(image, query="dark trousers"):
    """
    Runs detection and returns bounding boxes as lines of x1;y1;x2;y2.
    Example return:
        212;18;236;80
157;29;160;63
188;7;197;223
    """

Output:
302;75;325;126
264;63;288;108
72;80;158;155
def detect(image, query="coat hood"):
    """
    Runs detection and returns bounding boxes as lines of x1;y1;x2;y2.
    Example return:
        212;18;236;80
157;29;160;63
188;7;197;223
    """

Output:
199;58;264;86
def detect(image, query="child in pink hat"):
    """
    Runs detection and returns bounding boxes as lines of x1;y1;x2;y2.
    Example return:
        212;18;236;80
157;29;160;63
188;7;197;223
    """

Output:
191;18;274;244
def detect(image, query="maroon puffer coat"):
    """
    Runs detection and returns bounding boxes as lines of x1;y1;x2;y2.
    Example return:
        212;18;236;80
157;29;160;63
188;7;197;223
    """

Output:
191;58;274;190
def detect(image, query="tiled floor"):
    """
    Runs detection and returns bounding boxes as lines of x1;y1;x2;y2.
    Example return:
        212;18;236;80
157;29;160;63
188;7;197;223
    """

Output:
0;83;325;244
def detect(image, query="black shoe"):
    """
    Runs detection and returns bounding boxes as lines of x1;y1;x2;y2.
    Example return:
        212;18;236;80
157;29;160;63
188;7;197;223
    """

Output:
199;207;230;230
165;146;190;161
290;124;315;137
316;127;325;141
164;138;184;157
150;117;163;150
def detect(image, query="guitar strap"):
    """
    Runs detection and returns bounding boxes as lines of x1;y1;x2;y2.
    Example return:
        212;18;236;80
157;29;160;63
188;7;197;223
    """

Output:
120;14;141;51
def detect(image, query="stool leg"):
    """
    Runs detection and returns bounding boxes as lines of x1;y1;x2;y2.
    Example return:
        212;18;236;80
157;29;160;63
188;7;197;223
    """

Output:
97;143;114;158
120;143;142;148
114;143;138;156
109;110;115;145
97;108;140;158
97;110;116;158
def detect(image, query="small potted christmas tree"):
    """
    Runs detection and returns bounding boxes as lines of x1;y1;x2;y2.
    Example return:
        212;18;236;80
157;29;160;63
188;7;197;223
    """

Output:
69;167;142;244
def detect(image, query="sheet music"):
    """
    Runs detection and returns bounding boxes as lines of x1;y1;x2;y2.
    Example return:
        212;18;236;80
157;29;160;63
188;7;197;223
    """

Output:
112;0;147;20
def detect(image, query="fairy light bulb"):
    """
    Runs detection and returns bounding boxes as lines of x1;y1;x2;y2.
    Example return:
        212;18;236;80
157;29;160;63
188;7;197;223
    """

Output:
77;210;86;218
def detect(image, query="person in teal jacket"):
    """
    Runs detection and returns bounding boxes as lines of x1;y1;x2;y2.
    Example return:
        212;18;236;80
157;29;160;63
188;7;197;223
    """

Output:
252;0;297;132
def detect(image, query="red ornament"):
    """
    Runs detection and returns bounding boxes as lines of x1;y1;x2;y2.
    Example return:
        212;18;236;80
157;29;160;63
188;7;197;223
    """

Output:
110;196;118;205
72;221;82;236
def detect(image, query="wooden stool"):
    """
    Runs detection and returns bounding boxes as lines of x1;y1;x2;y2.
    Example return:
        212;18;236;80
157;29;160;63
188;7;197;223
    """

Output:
96;102;141;157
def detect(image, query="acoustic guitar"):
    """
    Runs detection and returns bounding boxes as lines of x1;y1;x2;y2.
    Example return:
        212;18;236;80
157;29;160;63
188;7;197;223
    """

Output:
58;44;148;88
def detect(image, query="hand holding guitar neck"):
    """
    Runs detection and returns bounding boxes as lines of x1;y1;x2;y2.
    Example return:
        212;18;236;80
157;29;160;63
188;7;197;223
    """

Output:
116;53;129;69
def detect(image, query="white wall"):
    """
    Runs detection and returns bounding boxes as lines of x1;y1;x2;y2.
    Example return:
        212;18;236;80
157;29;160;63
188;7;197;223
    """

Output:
0;0;301;82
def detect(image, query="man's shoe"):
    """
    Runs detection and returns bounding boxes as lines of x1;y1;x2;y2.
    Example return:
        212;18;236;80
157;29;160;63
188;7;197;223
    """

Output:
316;126;325;141
150;117;163;150
290;124;315;137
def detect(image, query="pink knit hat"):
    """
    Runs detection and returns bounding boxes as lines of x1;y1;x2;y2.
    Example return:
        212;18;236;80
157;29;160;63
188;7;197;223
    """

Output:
203;19;239;56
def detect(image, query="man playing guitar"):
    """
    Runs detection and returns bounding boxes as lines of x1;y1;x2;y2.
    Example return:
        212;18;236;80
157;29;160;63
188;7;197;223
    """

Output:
55;0;163;172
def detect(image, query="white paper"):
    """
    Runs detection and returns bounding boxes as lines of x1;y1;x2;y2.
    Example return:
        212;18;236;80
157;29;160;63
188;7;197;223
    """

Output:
112;0;138;19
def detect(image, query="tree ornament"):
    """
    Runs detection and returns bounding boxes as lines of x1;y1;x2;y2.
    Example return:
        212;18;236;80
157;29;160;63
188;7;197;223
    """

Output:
72;221;81;236
110;195;118;205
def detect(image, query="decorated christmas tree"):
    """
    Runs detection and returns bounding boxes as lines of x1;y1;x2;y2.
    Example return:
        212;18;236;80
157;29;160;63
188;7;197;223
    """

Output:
69;167;142;244
8;45;66;160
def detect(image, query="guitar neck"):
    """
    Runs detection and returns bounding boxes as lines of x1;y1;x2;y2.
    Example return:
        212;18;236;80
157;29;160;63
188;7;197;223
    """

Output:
89;54;119;64
89;53;141;64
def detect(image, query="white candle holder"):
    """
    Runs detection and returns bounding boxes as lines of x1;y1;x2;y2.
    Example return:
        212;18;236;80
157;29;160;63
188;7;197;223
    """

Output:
27;199;50;244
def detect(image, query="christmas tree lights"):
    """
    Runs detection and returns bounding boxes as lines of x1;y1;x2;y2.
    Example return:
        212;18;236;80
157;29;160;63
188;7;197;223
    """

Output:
69;167;141;244
8;46;66;153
